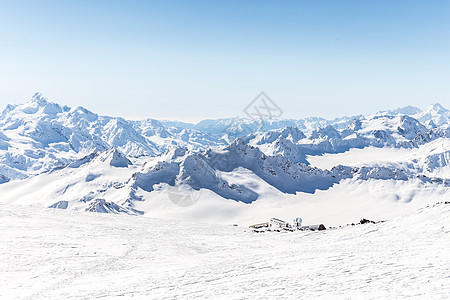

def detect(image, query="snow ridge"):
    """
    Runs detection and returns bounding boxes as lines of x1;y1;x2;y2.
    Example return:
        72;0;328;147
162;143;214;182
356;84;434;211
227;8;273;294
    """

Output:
0;93;449;219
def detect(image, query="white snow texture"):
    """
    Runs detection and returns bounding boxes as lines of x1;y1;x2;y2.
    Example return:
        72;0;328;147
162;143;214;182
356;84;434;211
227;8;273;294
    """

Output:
0;93;449;299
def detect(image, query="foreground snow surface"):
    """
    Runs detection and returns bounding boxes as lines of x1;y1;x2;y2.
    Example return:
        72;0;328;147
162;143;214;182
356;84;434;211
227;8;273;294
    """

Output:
1;204;449;299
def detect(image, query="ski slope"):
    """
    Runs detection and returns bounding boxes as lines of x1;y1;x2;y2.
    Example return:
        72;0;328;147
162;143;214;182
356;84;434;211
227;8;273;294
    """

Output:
1;203;449;299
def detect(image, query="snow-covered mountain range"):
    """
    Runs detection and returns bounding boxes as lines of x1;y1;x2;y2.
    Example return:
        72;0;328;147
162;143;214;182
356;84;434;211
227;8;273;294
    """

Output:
0;93;449;225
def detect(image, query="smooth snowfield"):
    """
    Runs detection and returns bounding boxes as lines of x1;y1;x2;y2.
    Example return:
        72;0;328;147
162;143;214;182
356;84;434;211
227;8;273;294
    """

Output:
1;204;449;299
307;138;450;178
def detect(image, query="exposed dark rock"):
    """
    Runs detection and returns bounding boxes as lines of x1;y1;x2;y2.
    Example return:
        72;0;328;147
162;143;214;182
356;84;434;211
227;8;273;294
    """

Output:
360;218;376;224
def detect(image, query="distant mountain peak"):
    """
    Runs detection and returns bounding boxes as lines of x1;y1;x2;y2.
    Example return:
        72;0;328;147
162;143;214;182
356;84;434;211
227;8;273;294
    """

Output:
30;92;49;106
425;103;448;114
277;126;306;143
99;148;132;168
378;105;422;116
14;92;65;115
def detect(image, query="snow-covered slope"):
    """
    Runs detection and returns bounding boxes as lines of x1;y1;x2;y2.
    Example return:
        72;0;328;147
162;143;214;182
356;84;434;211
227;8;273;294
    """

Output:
0;93;449;226
308;138;450;178
1;93;449;181
379;103;450;126
1;202;449;299
245;114;433;163
1;139;448;226
0;148;144;214
0;93;219;180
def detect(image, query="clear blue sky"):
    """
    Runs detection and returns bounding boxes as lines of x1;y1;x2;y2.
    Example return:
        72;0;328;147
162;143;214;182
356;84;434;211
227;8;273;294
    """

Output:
0;0;449;121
